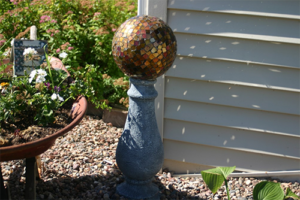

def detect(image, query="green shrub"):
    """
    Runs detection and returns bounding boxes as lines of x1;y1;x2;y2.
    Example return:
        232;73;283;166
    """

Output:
0;0;136;109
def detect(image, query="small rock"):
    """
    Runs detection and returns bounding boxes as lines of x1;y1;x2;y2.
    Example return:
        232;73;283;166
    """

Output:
239;177;243;185
73;163;80;170
245;180;252;185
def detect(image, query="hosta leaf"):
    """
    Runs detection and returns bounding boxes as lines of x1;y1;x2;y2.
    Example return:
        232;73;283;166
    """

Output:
253;181;284;200
218;166;236;179
201;166;236;194
285;187;300;200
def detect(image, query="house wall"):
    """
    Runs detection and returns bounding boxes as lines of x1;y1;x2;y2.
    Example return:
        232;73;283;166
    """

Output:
141;0;300;181
163;0;300;173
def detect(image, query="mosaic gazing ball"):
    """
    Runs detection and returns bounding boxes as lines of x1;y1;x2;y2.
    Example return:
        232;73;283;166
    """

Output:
112;15;177;80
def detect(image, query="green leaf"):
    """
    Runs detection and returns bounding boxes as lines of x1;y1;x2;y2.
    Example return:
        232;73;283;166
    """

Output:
253;181;284;200
285;187;300;200
201;166;235;194
43;109;53;117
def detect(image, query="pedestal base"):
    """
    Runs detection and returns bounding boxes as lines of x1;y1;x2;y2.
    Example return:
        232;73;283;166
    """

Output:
117;179;160;200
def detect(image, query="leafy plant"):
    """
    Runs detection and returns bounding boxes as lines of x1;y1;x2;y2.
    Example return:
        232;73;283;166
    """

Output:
0;48;74;127
285;187;300;200
68;66;129;110
0;0;137;109
253;181;284;200
201;166;235;200
201;166;300;200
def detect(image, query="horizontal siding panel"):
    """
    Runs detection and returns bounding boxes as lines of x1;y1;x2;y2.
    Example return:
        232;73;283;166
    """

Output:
164;119;300;158
163;159;213;174
168;10;300;40
166;57;300;92
165;77;300;115
164;140;300;171
164;98;300;136
175;33;300;68
168;0;300;17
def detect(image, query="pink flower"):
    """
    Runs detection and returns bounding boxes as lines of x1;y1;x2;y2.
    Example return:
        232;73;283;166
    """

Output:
51;33;54;37
112;28;116;32
94;12;101;17
67;47;74;50
40;20;45;23
55;30;60;34
51;20;57;23
25;7;28;9
66;11;73;14
56;48;60;53
40;15;48;20
14;2;17;5
10;0;14;2
41;15;51;21
46;29;51;33
0;40;6;46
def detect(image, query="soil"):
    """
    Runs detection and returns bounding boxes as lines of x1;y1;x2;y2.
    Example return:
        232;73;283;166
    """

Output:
0;101;73;147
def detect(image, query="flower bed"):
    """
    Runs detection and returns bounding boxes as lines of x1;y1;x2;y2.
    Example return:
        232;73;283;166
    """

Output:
0;48;84;147
0;0;136;110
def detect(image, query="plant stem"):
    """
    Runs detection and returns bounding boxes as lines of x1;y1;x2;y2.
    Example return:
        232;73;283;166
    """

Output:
44;47;54;91
59;96;73;107
224;179;231;200
0;37;12;52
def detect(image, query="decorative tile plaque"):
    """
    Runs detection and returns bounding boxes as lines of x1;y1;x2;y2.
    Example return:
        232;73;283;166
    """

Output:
112;15;177;80
13;39;48;76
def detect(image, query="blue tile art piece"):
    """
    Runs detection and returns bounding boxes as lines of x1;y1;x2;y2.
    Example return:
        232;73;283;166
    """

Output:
13;39;48;76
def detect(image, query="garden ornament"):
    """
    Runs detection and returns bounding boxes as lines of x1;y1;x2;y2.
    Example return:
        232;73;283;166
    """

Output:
112;15;177;199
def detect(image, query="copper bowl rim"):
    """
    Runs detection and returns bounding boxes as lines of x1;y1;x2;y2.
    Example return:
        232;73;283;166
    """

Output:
0;95;87;161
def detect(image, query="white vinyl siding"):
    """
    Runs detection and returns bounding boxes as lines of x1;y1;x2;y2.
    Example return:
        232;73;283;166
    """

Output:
162;0;300;180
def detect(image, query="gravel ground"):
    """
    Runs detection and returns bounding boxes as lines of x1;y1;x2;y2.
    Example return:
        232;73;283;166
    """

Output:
1;115;300;200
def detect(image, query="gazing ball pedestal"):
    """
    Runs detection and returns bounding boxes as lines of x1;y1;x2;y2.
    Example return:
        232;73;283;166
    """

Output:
112;15;177;199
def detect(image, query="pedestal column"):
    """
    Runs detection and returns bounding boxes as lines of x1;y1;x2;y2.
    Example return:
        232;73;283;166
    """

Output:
116;78;163;199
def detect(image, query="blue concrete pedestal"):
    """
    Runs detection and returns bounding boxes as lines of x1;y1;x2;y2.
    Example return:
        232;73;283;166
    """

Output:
116;78;164;199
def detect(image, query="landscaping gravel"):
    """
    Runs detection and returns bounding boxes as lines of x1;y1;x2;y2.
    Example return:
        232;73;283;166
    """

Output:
1;115;300;200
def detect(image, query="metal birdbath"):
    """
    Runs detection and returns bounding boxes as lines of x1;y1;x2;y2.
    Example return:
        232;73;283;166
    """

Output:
112;15;177;199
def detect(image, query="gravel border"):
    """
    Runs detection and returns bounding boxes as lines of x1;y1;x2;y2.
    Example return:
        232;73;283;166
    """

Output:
1;115;300;200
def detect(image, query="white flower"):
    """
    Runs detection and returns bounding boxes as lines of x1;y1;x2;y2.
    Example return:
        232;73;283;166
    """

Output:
59;52;68;59
29;70;37;83
11;39;14;46
57;94;64;101
29;69;47;83
51;93;57;100
23;47;37;56
1;88;7;94
35;75;46;83
51;93;64;101
29;76;34;83
3;50;9;57
29;70;37;77
37;69;47;77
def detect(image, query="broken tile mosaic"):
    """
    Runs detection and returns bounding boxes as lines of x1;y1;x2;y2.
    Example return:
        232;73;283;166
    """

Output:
112;15;177;80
